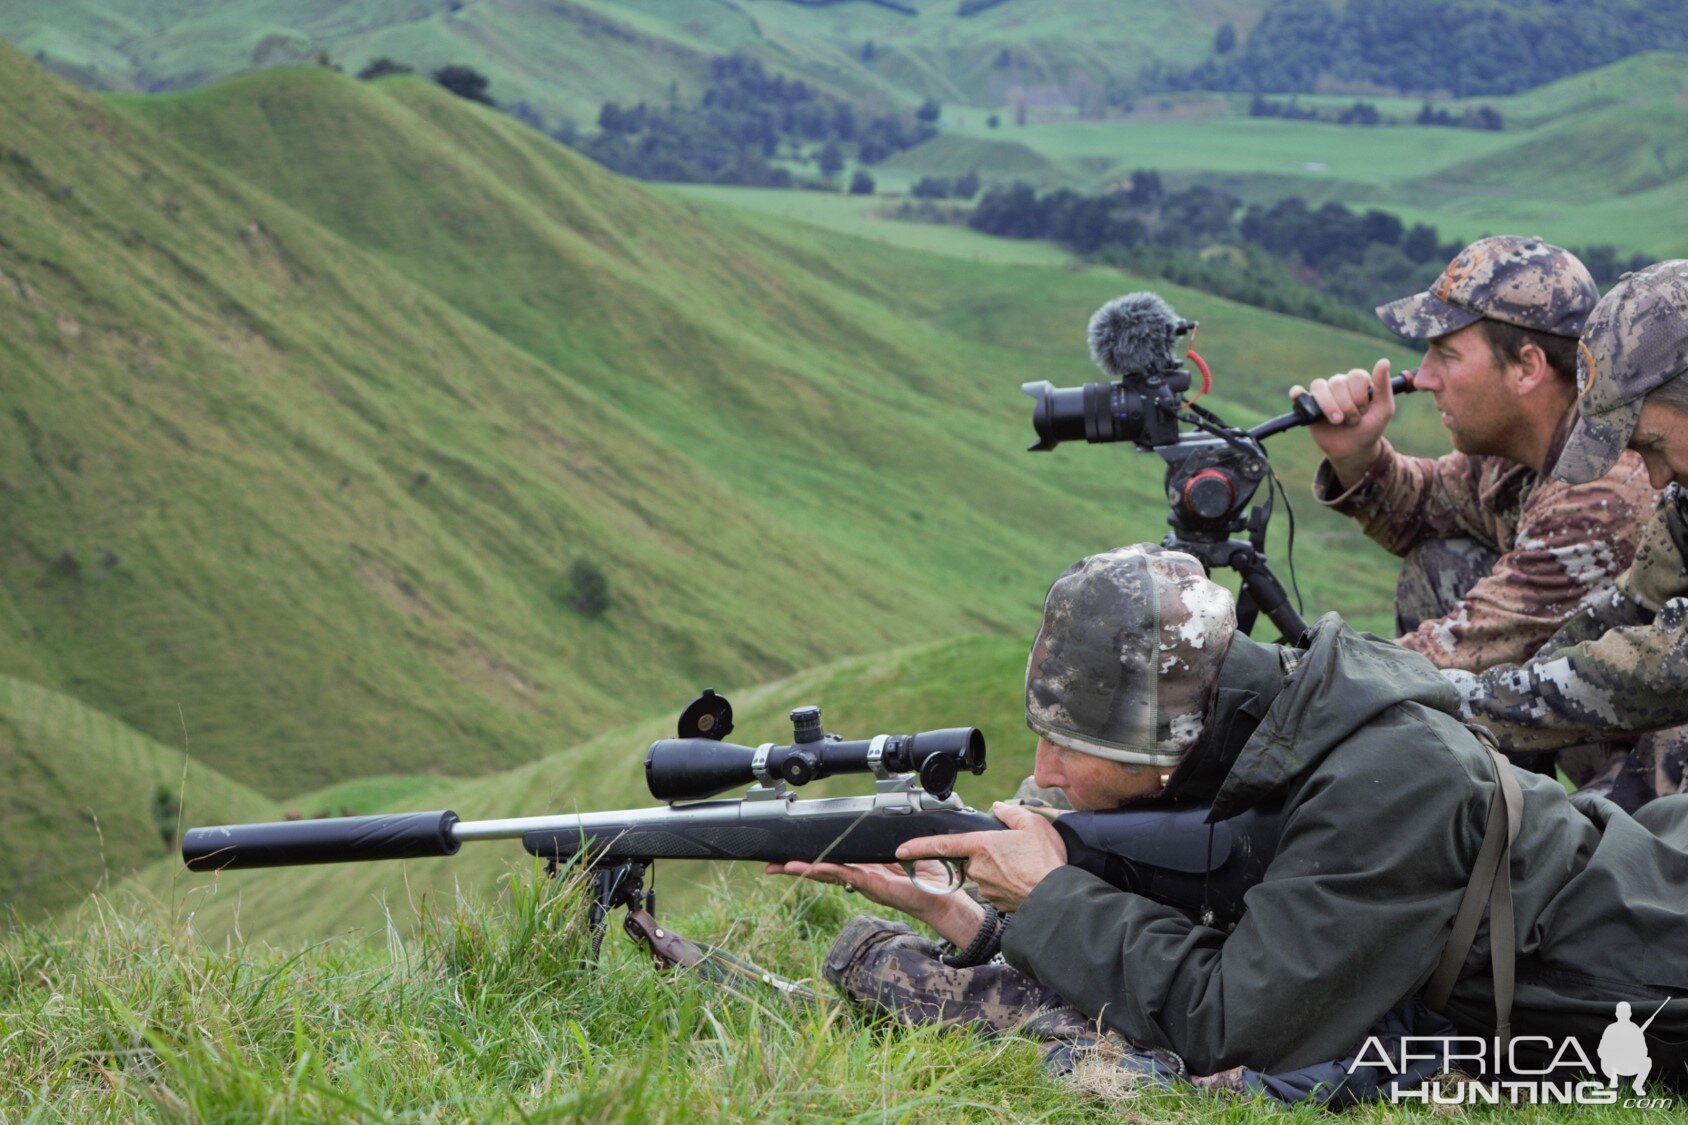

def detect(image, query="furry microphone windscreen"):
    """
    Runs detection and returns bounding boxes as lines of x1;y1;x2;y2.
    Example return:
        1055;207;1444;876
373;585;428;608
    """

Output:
1087;292;1183;378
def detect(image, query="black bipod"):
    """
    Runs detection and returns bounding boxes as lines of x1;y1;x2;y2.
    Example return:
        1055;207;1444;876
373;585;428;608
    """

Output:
574;860;651;961
560;856;825;1002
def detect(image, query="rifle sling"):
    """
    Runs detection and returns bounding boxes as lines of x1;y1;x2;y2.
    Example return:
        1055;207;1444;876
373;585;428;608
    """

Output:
1422;736;1523;1051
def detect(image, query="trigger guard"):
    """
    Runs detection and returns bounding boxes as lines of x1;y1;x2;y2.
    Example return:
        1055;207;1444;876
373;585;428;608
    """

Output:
902;858;966;896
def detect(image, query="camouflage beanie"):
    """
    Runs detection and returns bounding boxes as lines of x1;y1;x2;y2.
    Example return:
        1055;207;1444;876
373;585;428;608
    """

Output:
1025;545;1237;768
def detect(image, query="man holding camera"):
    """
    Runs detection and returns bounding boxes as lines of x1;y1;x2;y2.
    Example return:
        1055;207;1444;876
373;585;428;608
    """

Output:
774;544;1688;1098
1451;261;1688;806
1291;236;1653;677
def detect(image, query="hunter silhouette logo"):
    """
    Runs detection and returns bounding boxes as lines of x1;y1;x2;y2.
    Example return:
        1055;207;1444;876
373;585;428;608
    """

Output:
1600;999;1669;1095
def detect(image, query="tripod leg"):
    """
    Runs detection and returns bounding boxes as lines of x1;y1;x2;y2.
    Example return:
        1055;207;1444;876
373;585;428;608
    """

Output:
1230;549;1308;644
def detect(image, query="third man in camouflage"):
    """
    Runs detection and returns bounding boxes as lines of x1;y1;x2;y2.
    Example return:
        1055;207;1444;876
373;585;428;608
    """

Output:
1451;260;1688;803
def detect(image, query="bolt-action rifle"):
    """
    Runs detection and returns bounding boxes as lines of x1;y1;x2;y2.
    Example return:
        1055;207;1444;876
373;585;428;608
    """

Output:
183;692;1279;975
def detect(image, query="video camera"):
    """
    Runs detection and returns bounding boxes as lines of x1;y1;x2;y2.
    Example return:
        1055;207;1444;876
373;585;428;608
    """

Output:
1022;292;1415;641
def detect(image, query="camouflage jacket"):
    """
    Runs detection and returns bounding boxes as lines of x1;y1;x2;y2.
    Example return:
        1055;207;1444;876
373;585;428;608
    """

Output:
1313;414;1654;671
1003;621;1688;1076
1453;485;1688;752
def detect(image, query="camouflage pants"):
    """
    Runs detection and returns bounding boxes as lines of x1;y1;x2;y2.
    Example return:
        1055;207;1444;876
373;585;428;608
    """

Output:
1398;537;1686;810
823;914;1246;1093
1574;728;1688;810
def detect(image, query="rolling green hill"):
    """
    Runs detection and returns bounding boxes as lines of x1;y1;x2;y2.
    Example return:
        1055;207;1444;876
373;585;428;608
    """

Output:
0;674;274;921
0;44;1448;921
7;5;1682;265
885;51;1688;259
0;47;1428;801
1;0;1260;125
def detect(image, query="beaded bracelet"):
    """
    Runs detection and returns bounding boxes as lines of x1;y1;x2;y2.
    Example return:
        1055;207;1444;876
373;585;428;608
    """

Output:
940;903;1002;967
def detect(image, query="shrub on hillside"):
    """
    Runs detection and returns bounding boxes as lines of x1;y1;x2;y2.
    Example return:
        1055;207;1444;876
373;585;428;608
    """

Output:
565;560;611;618
357;58;412;81
818;140;845;177
433;65;494;106
150;784;181;851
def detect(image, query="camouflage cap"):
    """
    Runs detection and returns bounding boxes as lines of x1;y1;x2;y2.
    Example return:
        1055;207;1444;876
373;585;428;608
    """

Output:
1376;235;1597;341
1555;260;1688;484
1025;545;1236;767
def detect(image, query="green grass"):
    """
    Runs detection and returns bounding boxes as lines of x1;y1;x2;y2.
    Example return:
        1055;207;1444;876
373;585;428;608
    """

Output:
933;114;1520;190
1;872;1662;1120
7;5;1684;264
659;185;1072;265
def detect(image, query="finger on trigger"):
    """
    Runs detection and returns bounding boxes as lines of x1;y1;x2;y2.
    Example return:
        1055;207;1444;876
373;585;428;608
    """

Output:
898;832;983;860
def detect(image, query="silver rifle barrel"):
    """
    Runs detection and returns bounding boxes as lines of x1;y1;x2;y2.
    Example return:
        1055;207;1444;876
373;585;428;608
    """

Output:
183;789;956;872
455;790;937;841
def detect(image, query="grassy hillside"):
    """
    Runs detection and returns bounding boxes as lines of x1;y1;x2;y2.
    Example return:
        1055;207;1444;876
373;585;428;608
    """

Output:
8;6;1681;264
0;675;273;922
0;43;1432;906
887;51;1688;259
1;0;1260;123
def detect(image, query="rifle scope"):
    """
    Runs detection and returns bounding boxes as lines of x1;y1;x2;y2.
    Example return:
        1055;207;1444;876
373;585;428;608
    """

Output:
645;718;985;803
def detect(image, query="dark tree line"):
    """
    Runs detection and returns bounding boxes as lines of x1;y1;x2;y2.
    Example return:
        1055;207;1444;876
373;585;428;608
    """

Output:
1170;0;1688;96
1416;102;1504;131
579;55;937;185
910;170;980;200
1249;95;1502;130
966;175;1651;331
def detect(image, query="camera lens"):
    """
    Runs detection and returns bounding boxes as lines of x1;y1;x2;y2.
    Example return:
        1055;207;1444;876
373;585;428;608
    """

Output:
1023;380;1145;450
1023;381;1087;450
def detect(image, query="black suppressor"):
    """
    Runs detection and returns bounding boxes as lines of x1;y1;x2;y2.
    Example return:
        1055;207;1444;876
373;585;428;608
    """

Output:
645;727;986;803
182;810;461;871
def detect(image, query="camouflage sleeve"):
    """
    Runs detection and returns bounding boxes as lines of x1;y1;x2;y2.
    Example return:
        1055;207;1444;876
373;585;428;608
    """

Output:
1453;491;1688;752
1395;459;1654;671
1312;440;1495;557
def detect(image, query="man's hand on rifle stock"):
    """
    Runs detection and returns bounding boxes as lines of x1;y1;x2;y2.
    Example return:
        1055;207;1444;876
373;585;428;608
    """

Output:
767;803;1067;944
766;857;989;946
766;854;985;939
897;802;1067;914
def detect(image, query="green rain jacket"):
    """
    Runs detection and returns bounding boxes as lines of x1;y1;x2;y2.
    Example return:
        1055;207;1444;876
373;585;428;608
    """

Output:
1002;614;1688;1077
